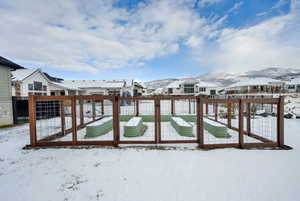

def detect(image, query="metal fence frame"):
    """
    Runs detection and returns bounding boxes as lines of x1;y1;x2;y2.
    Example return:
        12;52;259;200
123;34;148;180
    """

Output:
28;94;285;149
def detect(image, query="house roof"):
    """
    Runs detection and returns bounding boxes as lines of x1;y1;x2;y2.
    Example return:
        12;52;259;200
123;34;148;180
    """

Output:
228;77;285;88
166;80;184;88
11;69;38;81
62;80;126;89
196;81;220;88
0;56;24;69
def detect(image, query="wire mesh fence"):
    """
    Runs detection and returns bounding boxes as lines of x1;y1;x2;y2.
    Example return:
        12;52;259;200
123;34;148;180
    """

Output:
28;95;285;149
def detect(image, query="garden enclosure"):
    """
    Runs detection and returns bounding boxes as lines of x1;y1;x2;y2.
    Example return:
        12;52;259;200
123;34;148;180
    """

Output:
28;95;285;149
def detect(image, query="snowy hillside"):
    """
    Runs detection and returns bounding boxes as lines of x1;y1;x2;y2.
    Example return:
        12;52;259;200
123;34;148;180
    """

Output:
145;67;300;89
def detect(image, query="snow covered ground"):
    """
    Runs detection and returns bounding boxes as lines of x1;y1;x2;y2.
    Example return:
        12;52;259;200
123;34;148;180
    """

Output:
0;119;299;201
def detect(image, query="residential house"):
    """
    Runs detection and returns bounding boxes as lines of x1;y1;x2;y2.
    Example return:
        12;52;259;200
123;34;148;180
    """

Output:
286;77;300;93
225;77;286;94
196;81;221;96
165;80;199;95
0;56;23;126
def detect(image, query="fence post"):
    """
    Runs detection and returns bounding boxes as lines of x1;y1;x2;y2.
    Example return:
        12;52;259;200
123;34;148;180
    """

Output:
113;96;120;147
28;94;37;146
238;99;244;148
154;99;161;143
214;103;218;121
227;102;232;129
188;99;191;114
71;96;77;145
197;98;204;148
206;102;208;115
246;102;251;135
92;100;96;120
60;100;65;136
101;100;104;115
171;99;175;116
277;96;284;147
79;99;84;127
135;100;139;116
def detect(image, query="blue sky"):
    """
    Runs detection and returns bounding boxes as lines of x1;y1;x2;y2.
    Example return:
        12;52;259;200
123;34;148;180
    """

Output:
0;0;299;81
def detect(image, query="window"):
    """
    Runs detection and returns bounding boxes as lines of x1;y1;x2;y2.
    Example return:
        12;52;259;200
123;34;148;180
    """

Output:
168;88;173;94
43;93;47;96
50;92;55;96
199;87;206;92
43;85;47;91
33;81;42;91
288;85;295;89
210;90;216;95
184;84;194;94
28;84;33;90
34;92;42;95
108;90;120;95
60;91;65;96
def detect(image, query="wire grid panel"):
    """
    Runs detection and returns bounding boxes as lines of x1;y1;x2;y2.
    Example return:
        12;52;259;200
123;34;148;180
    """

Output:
161;99;196;141
203;101;239;145
95;100;104;118
77;99;114;142
35;100;64;141
230;103;239;129
83;100;94;124
174;99;196;115
120;99;155;141
119;99;135;116
244;103;277;143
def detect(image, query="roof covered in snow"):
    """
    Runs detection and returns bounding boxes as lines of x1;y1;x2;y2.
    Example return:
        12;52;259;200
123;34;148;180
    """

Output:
166;80;184;88
11;69;40;81
196;81;220;88
228;77;286;88
62;80;126;89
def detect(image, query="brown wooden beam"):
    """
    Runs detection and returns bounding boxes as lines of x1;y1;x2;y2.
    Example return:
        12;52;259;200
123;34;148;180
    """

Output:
29;94;37;146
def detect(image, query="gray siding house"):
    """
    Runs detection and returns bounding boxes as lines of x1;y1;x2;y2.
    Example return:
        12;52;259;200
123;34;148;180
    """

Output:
0;56;23;126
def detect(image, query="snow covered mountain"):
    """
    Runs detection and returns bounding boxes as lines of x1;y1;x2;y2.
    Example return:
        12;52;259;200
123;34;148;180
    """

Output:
145;67;300;89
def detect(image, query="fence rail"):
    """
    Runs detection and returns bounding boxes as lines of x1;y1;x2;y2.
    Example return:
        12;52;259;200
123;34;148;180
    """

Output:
27;95;285;149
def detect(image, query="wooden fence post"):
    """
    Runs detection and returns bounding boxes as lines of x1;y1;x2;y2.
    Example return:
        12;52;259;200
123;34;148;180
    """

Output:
197;98;204;148
215;103;218;121
238;99;244;148
60;100;65;136
277;96;284;147
227;102;232;129
79;99;84;127
135;100;139;116
113;96;120;147
154;99;161;143
92;100;96;120
101;100;104;115
206;103;208;115
247;103;251;135
171;99;175;116
188;99;191;114
71;96;77;145
29;94;37;146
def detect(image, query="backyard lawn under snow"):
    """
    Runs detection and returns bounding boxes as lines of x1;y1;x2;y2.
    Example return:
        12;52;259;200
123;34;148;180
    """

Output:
0;119;299;201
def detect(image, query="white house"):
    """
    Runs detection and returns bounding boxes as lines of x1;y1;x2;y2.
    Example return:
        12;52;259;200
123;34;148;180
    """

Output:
165;79;199;95
196;81;221;96
225;77;286;94
11;68;79;97
61;79;145;97
286;77;300;93
0;56;23;126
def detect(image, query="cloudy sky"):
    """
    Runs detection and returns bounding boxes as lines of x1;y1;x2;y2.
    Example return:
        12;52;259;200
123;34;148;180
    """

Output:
0;0;299;81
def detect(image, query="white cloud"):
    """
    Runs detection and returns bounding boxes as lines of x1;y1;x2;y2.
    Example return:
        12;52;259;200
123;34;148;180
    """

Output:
0;0;205;72
192;0;300;73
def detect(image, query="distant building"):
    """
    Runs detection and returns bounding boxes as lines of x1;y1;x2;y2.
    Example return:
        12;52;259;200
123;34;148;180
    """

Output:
225;77;286;94
286;78;300;93
0;56;23;126
61;79;145;97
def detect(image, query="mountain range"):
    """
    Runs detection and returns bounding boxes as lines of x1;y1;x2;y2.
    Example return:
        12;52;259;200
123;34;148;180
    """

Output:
145;67;300;89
